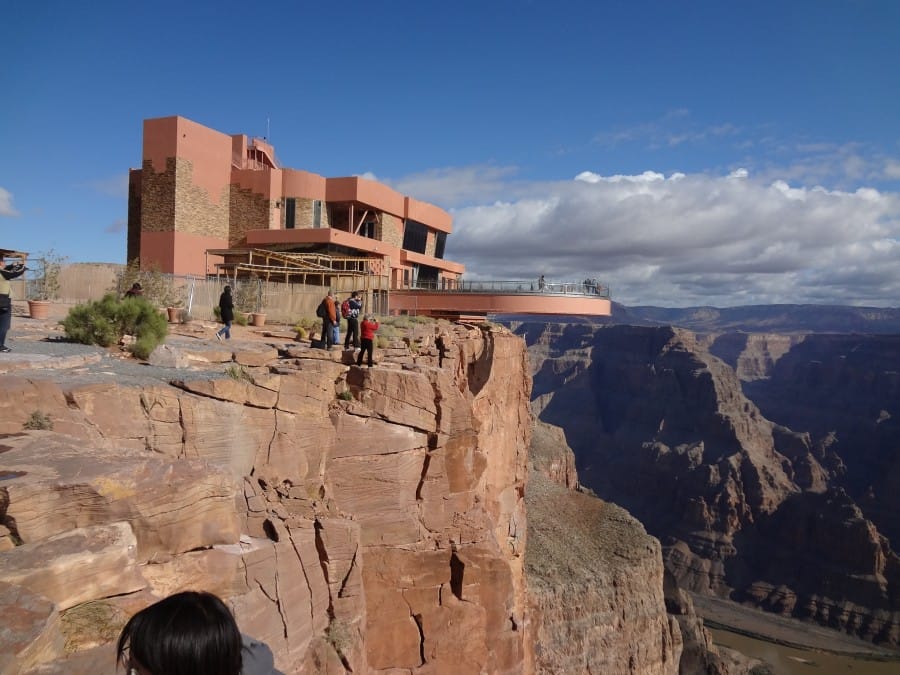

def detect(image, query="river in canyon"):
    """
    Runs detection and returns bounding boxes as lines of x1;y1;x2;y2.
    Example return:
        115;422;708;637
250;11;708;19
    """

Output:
710;628;900;674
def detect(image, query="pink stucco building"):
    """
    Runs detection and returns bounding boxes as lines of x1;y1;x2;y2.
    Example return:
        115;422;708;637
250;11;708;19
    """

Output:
128;116;460;284
128;116;610;317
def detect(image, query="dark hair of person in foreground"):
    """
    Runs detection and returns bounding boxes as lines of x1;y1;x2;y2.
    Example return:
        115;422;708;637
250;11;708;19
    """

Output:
116;590;242;675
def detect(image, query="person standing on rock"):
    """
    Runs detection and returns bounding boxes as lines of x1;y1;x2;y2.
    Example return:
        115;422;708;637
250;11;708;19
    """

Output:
319;290;338;348
0;257;27;353
117;590;284;675
344;290;363;350
356;313;379;367
216;285;234;341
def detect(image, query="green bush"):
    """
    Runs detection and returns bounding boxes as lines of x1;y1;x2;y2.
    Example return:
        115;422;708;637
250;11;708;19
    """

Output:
62;294;168;358
213;306;249;326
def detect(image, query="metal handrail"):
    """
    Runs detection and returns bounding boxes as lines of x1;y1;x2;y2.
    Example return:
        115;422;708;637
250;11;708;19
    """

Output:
400;279;610;298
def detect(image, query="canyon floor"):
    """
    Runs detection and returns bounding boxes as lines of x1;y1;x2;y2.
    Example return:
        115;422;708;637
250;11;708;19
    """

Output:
692;594;899;659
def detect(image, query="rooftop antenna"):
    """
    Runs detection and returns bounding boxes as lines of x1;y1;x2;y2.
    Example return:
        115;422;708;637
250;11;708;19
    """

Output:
266;115;270;142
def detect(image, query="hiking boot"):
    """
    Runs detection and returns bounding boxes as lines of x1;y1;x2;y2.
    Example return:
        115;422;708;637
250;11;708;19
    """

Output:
215;332;223;341
0;345;10;353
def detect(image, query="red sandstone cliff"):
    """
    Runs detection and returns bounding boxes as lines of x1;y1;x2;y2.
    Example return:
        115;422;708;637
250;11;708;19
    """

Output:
0;324;530;674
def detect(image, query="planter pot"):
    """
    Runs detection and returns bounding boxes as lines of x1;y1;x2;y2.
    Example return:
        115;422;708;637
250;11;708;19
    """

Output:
250;312;267;327
166;307;181;323
27;300;51;320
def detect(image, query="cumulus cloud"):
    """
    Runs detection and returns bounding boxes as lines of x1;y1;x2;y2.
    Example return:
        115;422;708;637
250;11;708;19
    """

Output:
437;168;900;307
0;187;19;217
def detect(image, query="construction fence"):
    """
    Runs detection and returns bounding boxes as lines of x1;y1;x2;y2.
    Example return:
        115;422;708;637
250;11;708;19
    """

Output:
11;263;389;325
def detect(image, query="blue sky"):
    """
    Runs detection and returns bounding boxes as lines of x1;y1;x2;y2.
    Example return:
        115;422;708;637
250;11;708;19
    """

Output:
2;0;899;306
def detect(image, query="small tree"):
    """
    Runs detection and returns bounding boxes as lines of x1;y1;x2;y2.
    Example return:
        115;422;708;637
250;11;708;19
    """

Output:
113;260;184;308
31;250;66;301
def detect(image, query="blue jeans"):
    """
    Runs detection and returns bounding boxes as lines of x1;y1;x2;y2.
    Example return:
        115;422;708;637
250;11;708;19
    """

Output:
217;321;232;339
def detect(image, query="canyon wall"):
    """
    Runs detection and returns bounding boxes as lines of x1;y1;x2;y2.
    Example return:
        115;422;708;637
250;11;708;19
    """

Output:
1;315;791;674
0;324;531;674
517;322;900;646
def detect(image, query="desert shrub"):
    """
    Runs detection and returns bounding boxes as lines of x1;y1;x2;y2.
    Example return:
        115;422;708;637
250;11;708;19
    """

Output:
225;364;255;384
62;294;168;357
216;306;249;326
375;336;388;349
294;316;318;332
23;410;53;431
337;390;352;401
325;618;351;654
384;315;412;330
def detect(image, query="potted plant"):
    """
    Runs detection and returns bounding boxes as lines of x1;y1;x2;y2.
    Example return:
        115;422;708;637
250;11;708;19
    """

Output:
234;279;265;326
28;250;66;320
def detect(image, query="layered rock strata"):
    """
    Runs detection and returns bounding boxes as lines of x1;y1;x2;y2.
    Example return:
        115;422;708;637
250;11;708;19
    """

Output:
517;322;900;646
0;323;530;674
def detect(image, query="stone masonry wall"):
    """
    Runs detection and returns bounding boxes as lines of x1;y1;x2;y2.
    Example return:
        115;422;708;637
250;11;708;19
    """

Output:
382;213;403;249
229;185;272;246
293;197;331;230
174;158;230;239
138;159;176;235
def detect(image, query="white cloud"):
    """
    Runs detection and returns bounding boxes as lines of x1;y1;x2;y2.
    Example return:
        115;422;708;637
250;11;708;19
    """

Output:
0;187;19;217
436;168;900;307
389;165;520;207
84;174;129;198
884;159;900;180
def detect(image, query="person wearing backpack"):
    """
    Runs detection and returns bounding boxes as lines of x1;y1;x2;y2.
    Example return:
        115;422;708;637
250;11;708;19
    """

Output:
343;291;363;350
318;290;338;348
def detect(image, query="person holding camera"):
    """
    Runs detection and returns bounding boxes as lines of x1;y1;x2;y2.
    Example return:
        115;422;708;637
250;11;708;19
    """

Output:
0;256;27;353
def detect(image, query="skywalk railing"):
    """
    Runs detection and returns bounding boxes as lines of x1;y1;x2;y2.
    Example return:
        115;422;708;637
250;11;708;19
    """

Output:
401;279;610;298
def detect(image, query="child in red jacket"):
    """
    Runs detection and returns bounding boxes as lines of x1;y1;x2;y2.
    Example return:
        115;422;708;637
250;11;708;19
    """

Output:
356;314;379;367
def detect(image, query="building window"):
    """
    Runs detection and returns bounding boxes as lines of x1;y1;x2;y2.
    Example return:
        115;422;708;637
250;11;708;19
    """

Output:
285;198;296;229
434;232;446;259
402;220;428;254
363;220;376;239
313;200;322;228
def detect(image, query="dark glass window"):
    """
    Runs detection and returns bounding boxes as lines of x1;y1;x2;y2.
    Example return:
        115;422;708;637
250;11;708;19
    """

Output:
312;200;321;228
402;219;428;254
434;232;446;259
285;198;296;229
417;265;438;287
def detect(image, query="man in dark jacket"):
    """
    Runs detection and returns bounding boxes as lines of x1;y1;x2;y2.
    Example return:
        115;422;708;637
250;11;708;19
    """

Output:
344;290;363;349
216;285;235;340
0;257;27;352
